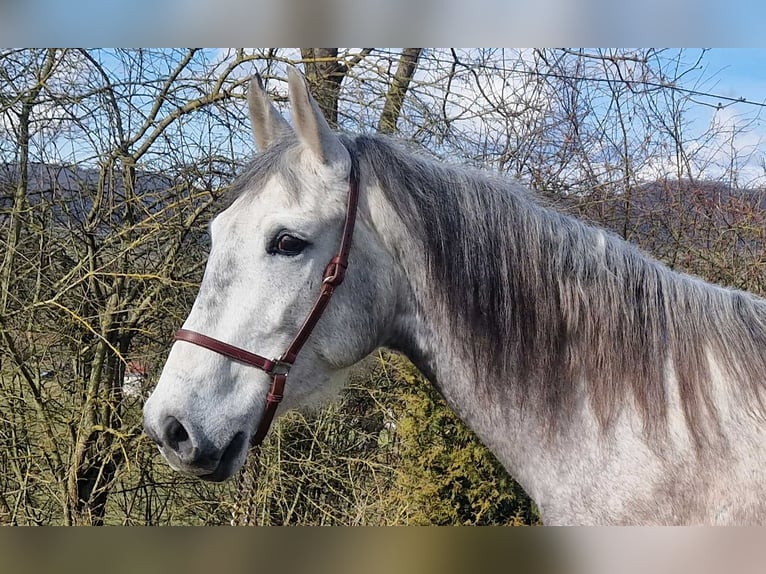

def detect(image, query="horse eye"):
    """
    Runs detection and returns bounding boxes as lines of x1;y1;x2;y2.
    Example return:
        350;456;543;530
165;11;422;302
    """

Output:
271;233;308;256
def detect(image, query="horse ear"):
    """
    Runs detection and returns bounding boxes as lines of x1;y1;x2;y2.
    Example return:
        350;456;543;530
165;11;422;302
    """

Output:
286;67;349;166
248;73;293;151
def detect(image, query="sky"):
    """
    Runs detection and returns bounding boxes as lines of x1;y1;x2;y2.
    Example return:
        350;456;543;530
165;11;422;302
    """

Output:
703;49;766;103
227;49;766;186
4;47;766;186
673;49;766;186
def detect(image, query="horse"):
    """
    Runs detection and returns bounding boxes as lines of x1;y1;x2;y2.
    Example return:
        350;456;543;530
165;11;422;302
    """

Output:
143;68;766;525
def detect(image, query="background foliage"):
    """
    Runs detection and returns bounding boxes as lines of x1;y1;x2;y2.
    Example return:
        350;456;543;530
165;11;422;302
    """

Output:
1;48;764;524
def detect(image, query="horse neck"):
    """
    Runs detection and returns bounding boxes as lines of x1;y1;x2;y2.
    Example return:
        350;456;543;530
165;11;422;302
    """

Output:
360;140;766;522
365;174;596;495
364;167;745;522
381;236;608;519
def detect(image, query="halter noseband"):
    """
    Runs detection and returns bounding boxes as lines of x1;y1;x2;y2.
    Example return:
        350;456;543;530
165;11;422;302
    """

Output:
174;158;360;447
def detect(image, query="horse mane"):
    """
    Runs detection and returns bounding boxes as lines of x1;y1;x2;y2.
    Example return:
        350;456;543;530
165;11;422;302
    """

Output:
350;134;766;444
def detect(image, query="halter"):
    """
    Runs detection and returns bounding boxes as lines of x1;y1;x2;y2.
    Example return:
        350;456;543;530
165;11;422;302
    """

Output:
174;158;360;447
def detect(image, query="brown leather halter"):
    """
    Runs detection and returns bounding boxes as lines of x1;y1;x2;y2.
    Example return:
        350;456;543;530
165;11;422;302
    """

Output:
174;158;360;446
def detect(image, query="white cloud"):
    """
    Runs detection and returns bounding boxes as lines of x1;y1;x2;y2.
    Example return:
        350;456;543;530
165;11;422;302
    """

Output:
696;106;766;186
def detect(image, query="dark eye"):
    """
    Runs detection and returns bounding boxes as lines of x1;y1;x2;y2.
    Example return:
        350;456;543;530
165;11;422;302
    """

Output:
270;233;308;256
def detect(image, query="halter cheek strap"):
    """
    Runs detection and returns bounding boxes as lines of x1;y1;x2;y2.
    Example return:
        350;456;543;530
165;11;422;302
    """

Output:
174;158;359;447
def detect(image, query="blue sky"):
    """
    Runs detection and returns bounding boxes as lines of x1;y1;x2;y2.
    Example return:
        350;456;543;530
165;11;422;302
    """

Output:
702;49;766;103
669;49;766;185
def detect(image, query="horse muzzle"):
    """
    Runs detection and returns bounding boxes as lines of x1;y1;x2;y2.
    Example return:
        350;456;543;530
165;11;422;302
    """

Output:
144;414;247;482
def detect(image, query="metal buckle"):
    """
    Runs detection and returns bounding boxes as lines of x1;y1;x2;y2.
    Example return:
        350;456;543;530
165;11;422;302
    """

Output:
322;260;347;286
267;359;292;376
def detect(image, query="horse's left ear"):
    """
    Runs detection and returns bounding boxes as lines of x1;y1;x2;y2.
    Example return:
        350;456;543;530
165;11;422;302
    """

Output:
248;73;293;151
287;67;349;167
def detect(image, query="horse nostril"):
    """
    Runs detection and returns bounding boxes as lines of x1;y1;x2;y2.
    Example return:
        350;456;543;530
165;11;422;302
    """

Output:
164;416;189;450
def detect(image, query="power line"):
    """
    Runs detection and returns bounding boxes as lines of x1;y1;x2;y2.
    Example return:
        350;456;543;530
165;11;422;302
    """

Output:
429;50;766;111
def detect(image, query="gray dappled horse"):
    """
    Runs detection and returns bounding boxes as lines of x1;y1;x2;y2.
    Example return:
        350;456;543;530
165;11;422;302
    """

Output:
144;68;766;525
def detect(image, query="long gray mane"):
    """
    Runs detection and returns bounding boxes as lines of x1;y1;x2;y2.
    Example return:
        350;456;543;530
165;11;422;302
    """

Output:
349;134;766;445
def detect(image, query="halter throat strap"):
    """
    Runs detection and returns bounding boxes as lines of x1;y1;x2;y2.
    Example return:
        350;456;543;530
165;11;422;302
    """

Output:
174;155;360;447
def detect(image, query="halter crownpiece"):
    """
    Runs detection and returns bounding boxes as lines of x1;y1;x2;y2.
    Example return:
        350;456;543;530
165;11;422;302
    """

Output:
174;156;360;447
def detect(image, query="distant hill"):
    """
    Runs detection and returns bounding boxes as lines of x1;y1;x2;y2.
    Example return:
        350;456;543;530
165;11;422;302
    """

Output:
0;162;203;245
555;179;766;245
0;162;176;218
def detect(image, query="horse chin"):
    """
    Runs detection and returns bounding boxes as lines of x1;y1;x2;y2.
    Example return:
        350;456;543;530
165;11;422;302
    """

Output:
199;466;240;483
200;434;248;482
158;431;249;483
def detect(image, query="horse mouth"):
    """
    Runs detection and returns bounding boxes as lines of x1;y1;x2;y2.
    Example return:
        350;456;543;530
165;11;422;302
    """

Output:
199;431;247;482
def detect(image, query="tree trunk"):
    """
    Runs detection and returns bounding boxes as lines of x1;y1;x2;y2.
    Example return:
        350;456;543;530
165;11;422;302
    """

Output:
378;49;422;134
300;49;345;127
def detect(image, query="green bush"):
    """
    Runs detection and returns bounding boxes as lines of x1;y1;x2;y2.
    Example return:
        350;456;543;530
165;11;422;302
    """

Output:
379;354;539;525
